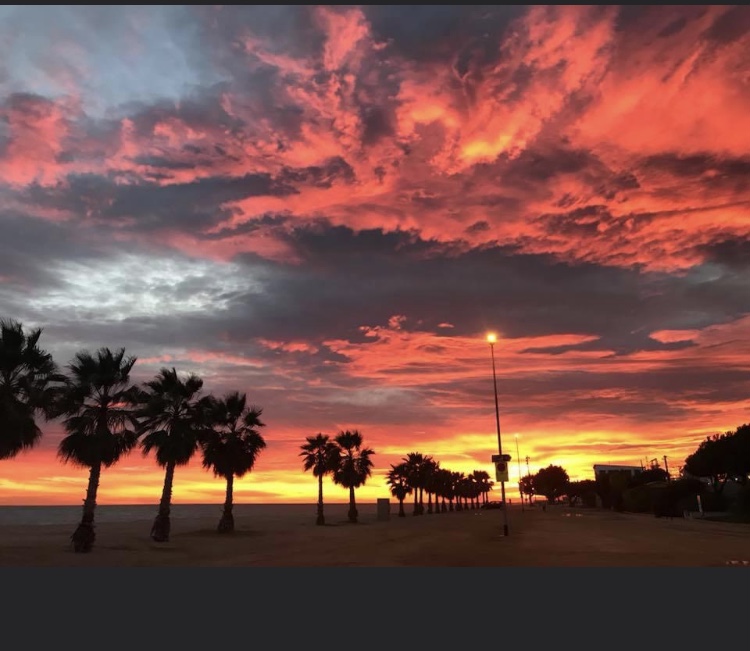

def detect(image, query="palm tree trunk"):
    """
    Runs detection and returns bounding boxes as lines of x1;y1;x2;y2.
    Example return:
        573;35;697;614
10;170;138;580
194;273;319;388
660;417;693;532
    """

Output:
151;461;175;542
218;474;234;533
316;473;325;526
449;497;454;512
348;486;358;523
72;462;101;553
427;491;433;514
398;497;405;517
442;497;447;513
418;487;424;515
413;488;419;515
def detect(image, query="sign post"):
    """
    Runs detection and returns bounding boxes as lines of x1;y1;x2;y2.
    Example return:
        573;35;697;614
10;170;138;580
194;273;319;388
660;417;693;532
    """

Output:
492;454;511;482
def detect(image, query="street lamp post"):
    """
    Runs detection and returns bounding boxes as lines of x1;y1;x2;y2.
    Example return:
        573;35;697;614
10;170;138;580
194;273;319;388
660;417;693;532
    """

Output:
487;333;510;537
515;434;524;512
525;455;531;504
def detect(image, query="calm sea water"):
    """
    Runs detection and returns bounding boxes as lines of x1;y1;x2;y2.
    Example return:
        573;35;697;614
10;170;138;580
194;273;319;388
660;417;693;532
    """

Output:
0;502;383;526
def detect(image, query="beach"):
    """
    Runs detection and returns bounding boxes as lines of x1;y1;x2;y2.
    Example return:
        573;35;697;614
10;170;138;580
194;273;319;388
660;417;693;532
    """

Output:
1;503;748;566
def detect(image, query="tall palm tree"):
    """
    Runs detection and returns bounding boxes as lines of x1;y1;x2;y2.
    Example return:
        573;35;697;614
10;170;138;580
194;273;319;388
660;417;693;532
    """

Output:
445;470;459;511
468;472;479;509
453;472;466;511
200;392;266;533
0;318;63;460
332;430;375;524
300;433;340;526
386;462;412;517
425;458;440;514
402;452;428;515
138;367;204;542
472;469;493;504
435;467;451;513
57;348;141;553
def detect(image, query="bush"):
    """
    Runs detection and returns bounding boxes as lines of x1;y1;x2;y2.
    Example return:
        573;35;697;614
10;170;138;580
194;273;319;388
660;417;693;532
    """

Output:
622;485;652;513
699;491;727;511
581;491;597;508
729;485;750;517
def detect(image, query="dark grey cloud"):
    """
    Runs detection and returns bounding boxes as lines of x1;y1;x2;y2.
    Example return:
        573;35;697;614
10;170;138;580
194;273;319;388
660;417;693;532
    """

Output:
421;366;750;424
197;224;750;356
638;153;750;190
364;6;525;65
696;238;750;271
702;5;750;44
18;172;293;232
0;212;107;289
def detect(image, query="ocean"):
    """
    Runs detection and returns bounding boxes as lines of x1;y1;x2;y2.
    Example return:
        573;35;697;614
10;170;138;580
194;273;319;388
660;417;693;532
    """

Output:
0;502;385;527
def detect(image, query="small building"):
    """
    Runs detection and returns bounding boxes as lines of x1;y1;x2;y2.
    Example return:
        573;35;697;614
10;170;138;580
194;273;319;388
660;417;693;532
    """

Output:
593;464;643;479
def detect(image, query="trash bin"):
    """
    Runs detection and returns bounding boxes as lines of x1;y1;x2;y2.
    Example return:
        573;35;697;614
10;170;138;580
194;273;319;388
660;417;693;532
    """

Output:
377;498;390;521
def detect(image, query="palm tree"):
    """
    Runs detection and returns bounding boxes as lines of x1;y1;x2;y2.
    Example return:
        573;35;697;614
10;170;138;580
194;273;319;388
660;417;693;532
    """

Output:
386;462;412;517
453;472;466;511
57;348;141;553
300;433;340;526
332;430;375;523
138;367;204;542
472;469;493;504
436;467;451;513
0;318;63;460
200;392;266;533
402;452;428;515
425;458;440;514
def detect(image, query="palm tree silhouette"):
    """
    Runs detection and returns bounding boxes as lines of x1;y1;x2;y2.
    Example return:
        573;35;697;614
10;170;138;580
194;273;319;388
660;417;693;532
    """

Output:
386;463;412;517
200;392;266;534
332;430;375;524
138;367;204;542
56;348;141;553
402;452;428;515
471;469;493;505
300;433;340;526
425;458;440;514
453;472;465;511
0;319;63;460
434;466;451;513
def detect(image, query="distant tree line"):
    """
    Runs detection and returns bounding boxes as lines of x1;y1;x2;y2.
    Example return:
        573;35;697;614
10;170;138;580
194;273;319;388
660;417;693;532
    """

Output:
519;424;750;519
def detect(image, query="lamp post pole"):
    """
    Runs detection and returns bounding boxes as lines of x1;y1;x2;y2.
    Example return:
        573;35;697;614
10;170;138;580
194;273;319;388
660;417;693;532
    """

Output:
515;434;524;512
525;456;531;504
488;335;509;536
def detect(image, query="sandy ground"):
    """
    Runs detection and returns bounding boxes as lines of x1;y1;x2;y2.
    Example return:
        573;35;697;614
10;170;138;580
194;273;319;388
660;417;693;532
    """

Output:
1;504;749;566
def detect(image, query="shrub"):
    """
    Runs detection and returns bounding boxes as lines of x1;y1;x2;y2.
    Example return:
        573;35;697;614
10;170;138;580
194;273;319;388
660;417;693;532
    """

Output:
622;485;652;513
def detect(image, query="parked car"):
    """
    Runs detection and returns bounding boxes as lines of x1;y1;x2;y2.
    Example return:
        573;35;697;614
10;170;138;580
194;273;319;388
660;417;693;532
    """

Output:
480;501;504;509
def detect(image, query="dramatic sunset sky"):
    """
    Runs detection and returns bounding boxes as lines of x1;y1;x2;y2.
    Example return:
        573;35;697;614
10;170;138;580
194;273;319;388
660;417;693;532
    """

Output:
1;5;749;505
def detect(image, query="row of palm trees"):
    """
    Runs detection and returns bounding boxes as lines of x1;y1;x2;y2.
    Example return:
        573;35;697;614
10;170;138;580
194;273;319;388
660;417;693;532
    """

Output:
386;453;494;516
2;318;495;554
0;319;267;553
299;437;494;526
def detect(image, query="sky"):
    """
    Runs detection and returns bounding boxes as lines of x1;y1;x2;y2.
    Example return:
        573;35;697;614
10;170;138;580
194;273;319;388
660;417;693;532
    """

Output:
1;5;749;506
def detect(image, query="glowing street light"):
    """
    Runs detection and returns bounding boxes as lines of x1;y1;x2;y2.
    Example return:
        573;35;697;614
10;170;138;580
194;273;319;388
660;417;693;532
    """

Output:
487;332;510;536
